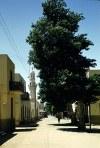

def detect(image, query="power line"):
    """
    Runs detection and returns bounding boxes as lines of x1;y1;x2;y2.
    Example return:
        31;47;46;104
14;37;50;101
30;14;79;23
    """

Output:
0;11;28;73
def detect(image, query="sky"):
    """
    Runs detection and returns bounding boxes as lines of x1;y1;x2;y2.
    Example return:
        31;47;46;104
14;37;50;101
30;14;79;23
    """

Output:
0;0;100;93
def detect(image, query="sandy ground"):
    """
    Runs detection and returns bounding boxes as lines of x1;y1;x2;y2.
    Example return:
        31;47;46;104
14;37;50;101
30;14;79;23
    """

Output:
1;116;100;148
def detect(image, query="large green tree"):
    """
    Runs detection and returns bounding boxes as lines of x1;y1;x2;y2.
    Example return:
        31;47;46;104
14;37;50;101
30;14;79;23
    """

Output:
27;0;96;113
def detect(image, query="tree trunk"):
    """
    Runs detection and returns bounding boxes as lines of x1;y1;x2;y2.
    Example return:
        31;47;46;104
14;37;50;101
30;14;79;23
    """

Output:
88;103;92;132
78;102;86;130
70;112;77;125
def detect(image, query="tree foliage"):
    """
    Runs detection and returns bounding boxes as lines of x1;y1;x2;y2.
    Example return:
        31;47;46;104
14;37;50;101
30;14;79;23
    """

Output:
27;0;96;111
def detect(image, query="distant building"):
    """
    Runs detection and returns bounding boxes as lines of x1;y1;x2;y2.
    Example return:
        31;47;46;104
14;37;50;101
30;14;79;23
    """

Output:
89;69;100;124
75;69;100;125
14;73;31;125
89;69;100;77
21;92;31;124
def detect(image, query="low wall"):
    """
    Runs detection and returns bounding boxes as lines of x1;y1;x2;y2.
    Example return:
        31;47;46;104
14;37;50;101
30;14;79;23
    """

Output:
91;115;100;125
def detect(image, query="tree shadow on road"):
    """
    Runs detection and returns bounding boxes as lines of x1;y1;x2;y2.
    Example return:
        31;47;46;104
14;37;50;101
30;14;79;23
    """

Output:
49;123;100;134
49;123;73;126
57;127;100;134
87;128;100;134
0;133;17;146
58;127;86;133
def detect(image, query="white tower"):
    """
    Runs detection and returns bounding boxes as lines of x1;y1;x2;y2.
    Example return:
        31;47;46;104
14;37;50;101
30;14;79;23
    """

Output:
29;70;37;117
29;70;37;102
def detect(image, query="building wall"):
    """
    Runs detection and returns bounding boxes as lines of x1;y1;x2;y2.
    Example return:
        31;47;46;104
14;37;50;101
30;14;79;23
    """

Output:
14;74;26;126
14;95;21;126
89;69;100;124
0;54;15;93
15;73;26;92
36;101;40;117
91;99;100;124
0;55;39;130
14;74;32;126
21;100;31;123
0;93;1;130
89;69;100;77
0;54;15;131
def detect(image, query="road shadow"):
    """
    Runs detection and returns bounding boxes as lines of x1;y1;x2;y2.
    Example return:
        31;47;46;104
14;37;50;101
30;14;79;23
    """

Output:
19;123;39;127
15;127;37;132
0;133;17;146
87;128;100;134
49;123;100;134
58;127;86;133
49;123;73;126
58;127;100;134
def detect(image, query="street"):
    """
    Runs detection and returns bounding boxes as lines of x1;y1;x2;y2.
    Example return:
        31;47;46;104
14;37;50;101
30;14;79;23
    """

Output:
1;116;100;148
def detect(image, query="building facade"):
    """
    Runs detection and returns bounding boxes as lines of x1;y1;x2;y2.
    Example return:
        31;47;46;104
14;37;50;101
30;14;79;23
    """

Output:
0;54;24;131
0;54;30;132
12;73;31;126
89;69;100;124
74;69;100;125
21;92;31;124
0;54;42;133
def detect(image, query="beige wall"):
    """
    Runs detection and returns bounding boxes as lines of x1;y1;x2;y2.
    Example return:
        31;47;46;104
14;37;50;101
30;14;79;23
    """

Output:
91;99;100;116
0;54;15;131
14;74;27;125
90;99;100;124
0;54;15;93
14;95;21;126
89;69;100;124
89;69;100;77
15;73;26;91
21;100;31;122
0;54;37;130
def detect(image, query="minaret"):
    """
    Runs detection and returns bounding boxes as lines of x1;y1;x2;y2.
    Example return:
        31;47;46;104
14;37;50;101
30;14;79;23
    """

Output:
29;70;37;102
29;69;37;117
